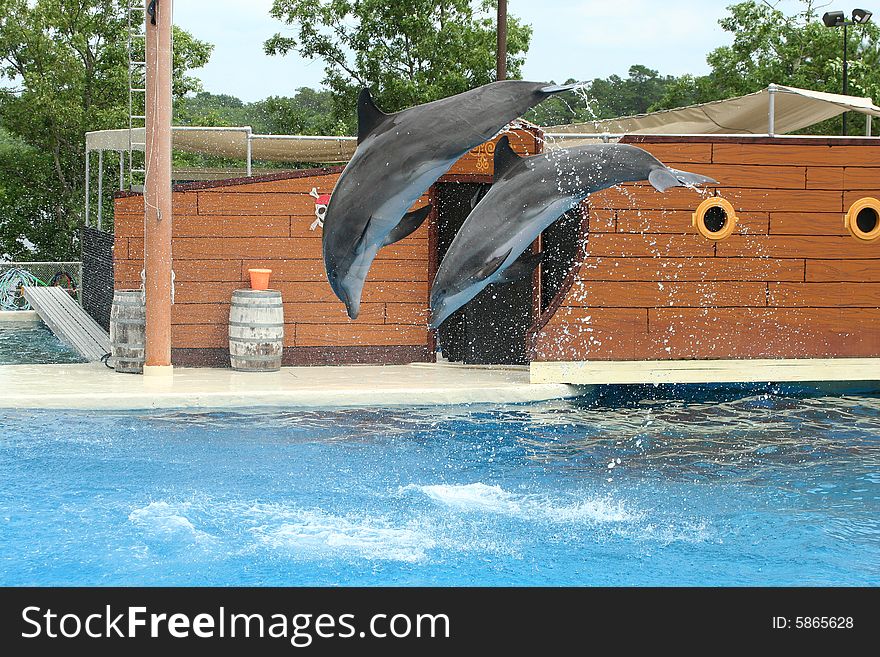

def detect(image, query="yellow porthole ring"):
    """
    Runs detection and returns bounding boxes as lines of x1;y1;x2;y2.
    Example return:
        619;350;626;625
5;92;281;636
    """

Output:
845;197;880;242
692;197;738;241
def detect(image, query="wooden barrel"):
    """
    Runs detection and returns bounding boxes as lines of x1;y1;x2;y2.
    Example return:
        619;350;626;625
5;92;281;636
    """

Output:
229;289;284;371
110;290;145;374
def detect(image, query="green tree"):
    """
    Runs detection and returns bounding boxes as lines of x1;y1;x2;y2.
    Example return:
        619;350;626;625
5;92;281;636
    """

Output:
651;0;880;134
264;0;532;132
0;0;212;259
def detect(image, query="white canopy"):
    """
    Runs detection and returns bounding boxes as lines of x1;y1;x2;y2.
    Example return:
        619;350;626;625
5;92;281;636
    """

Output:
85;85;879;167
85;126;356;163
544;84;880;146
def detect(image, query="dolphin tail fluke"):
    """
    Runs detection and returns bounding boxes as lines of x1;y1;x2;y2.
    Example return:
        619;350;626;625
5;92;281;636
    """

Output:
649;167;717;192
382;204;432;246
669;168;717;187
647;168;682;192
495;251;543;285
540;83;582;94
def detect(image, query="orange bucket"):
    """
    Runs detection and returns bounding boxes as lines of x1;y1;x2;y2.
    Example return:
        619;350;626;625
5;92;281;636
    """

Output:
248;268;272;290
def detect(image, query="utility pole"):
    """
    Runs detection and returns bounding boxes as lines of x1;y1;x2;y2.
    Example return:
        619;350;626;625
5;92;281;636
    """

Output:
143;0;173;374
497;0;507;81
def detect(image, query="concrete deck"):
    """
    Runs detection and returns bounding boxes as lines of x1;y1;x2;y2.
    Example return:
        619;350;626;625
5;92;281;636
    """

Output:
0;362;584;410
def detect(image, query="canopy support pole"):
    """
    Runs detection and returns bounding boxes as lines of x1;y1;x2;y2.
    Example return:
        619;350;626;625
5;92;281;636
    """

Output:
84;151;90;228
867;115;872;137
768;84;777;137
97;150;103;231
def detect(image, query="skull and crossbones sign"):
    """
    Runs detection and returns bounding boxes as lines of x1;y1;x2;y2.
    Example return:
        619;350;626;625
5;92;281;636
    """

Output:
309;187;332;231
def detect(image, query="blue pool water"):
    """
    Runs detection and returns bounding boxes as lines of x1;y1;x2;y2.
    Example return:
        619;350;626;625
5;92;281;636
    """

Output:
1;390;878;586
0;322;84;365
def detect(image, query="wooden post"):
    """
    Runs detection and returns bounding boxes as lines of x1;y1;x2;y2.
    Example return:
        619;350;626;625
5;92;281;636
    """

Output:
496;0;507;81
143;0;173;373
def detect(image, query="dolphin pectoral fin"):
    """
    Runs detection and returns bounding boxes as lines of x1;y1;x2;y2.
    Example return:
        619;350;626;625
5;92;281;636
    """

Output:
357;88;390;144
493;135;523;181
494;251;543;285
648;168;683;192
540;83;581;94
382;204;432;246
472;248;513;283
669;168;717;187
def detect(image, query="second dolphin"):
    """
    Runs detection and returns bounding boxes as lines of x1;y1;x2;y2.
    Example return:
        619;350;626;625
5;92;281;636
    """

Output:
429;137;716;328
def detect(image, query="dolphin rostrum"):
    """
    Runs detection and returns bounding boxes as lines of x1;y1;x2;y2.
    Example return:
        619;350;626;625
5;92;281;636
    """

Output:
429;137;716;328
322;81;579;319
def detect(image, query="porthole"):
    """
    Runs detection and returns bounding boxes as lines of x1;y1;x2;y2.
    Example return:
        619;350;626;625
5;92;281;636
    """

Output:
692;197;738;241
845;197;880;242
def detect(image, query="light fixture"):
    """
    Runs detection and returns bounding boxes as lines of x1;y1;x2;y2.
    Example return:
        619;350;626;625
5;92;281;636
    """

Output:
823;10;846;26
852;8;873;23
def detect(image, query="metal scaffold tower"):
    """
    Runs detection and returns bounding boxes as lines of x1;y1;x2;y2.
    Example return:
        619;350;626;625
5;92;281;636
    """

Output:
127;0;147;191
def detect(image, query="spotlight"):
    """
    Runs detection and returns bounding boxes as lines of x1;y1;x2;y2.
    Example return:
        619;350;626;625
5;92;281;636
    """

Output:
823;10;846;26
852;8;873;23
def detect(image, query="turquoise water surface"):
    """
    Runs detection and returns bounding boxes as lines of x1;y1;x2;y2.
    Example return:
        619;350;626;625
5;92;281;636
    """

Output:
1;389;878;586
0;322;84;365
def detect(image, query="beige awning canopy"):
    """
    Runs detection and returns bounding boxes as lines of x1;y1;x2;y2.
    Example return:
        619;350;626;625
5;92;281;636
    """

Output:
85;126;356;163
85;84;879;166
544;84;880;146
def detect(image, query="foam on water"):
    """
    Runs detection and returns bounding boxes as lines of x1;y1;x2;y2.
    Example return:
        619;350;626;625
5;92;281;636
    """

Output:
128;501;216;546
403;482;637;524
251;512;435;563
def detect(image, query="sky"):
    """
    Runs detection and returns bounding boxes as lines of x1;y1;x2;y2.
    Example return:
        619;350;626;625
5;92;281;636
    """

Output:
171;0;776;102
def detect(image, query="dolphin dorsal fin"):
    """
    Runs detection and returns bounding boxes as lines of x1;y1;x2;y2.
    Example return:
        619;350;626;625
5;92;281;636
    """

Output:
493;136;521;181
357;88;389;144
471;248;513;283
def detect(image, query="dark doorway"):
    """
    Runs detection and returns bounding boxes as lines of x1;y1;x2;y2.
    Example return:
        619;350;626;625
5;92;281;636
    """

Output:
539;207;584;312
434;182;534;365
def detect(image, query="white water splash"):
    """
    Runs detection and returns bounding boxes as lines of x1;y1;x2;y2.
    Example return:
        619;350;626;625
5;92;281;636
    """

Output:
249;508;435;563
128;501;215;545
402;483;637;524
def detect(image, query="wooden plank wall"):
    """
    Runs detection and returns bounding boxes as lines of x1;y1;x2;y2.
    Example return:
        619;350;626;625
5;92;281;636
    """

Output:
112;126;544;366
531;137;880;361
114;169;432;365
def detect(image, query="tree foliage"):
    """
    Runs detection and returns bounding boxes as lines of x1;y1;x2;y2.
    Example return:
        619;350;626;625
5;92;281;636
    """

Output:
0;0;212;259
264;0;532;131
524;66;677;126
651;0;880;134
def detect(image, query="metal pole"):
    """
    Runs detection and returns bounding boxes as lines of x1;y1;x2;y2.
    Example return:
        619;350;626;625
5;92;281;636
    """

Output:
143;0;173;372
119;151;125;191
868;115;873;137
85;150;90;228
97;150;104;230
496;0;507;81
843;22;849;135
768;84;776;136
246;129;252;177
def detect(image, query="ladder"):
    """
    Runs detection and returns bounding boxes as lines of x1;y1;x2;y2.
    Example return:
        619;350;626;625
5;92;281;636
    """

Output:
127;0;147;192
22;287;111;362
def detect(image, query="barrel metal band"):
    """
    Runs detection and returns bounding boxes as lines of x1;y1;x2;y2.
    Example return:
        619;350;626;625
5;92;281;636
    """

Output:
229;335;284;343
229;321;285;328
231;354;283;361
230;302;283;308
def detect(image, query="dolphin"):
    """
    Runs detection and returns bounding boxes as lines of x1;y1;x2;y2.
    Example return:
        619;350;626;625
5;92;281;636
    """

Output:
429;137;716;328
322;80;579;319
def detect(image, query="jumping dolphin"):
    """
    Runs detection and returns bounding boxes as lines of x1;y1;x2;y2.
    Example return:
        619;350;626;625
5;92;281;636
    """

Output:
429;137;716;328
322;80;579;319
